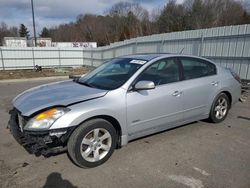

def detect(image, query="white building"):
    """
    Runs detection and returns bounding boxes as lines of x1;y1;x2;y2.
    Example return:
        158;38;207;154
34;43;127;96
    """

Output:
52;42;97;48
28;38;52;47
3;37;27;47
2;37;97;48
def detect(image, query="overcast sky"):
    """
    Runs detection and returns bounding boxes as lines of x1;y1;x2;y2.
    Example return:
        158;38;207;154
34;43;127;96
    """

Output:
0;0;185;35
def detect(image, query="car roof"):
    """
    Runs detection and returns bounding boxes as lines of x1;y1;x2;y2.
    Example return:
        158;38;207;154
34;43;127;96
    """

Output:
119;53;216;65
120;53;170;61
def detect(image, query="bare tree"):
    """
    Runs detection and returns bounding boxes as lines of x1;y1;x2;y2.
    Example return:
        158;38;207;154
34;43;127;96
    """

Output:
0;22;18;45
44;0;250;46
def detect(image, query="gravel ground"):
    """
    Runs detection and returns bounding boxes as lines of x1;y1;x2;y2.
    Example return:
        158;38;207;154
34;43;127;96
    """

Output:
0;67;91;80
0;78;249;188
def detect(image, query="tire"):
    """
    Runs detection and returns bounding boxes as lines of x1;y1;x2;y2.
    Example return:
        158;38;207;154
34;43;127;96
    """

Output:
209;93;230;123
67;118;117;168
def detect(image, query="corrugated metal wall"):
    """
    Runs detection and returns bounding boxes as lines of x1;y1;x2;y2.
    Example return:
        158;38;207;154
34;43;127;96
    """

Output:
0;24;250;79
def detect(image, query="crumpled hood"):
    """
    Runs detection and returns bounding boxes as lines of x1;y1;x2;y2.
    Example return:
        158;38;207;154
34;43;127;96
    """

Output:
13;80;108;116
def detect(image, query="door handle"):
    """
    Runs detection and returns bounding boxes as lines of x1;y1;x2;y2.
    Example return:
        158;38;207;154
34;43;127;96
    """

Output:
172;91;183;97
211;81;219;86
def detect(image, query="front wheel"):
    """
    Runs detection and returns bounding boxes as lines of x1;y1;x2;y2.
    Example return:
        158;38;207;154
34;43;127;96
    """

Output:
67;119;117;168
209;93;230;123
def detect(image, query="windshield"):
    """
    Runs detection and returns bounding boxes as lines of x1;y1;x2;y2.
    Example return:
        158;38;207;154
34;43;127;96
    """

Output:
78;58;146;90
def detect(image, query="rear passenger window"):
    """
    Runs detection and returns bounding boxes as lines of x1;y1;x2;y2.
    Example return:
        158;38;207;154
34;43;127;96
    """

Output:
180;58;216;80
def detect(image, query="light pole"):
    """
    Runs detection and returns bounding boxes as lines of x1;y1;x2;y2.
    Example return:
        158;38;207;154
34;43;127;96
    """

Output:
31;0;37;47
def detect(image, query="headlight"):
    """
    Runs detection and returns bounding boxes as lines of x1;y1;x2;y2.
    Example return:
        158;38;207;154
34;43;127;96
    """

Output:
25;108;70;130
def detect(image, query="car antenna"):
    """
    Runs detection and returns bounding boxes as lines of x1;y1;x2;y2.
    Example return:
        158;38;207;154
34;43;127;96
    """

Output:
179;47;185;54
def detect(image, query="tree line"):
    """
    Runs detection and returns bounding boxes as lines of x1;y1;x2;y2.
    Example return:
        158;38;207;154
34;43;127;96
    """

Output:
1;0;250;46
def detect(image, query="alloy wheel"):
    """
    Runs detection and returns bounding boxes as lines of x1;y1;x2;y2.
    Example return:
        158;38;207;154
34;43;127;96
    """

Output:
80;128;112;162
214;97;228;119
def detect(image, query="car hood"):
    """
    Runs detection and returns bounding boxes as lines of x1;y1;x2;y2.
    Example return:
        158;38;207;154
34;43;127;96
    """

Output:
13;80;108;116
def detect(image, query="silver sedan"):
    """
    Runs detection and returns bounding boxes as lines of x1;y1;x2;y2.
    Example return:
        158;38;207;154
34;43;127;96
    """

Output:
9;54;241;168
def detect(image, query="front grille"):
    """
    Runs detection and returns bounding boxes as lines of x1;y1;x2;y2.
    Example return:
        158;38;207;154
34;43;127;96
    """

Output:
9;108;73;157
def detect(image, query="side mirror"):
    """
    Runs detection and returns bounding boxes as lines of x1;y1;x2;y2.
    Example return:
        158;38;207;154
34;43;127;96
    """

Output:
134;81;155;91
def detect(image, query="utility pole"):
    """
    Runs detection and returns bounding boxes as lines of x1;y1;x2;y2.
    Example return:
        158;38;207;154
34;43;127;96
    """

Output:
31;0;37;47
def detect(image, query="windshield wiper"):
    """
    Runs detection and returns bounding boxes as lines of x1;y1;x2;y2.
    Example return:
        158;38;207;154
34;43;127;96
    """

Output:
75;80;95;88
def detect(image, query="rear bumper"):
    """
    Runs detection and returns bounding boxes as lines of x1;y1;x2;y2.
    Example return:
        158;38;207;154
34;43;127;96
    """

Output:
234;84;242;104
8;109;75;157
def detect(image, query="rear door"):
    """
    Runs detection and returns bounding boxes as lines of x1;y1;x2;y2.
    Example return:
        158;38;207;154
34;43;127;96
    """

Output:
178;57;219;120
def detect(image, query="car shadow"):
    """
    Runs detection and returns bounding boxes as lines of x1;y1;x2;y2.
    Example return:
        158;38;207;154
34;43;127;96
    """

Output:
43;172;77;188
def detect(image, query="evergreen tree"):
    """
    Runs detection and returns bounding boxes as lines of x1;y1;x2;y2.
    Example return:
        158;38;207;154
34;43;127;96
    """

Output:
19;24;29;38
40;27;50;37
157;0;186;33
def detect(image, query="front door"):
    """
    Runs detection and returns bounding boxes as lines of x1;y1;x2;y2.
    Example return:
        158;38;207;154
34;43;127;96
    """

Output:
126;58;183;136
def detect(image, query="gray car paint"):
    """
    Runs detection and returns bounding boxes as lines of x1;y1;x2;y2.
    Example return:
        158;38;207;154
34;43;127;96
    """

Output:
12;54;241;147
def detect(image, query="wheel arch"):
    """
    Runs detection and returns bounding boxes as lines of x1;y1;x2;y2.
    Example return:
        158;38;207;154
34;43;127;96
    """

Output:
208;90;232;123
220;90;232;108
77;115;123;148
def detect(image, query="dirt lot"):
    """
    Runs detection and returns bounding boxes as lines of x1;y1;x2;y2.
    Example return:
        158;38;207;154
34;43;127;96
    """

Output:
0;78;250;188
0;67;92;80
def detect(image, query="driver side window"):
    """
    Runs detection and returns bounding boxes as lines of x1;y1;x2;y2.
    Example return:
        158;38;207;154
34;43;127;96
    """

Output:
136;58;180;86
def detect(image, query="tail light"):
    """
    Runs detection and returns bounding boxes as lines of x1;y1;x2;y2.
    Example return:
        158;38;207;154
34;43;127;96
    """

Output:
229;69;241;83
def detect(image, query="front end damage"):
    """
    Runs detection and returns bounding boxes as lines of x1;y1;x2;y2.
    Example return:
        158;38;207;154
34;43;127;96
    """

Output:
8;109;75;157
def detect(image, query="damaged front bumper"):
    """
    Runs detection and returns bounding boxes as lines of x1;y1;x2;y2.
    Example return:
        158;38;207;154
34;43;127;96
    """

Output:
8;109;75;157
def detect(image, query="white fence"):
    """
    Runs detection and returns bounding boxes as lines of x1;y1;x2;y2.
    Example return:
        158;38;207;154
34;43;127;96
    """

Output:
0;24;250;79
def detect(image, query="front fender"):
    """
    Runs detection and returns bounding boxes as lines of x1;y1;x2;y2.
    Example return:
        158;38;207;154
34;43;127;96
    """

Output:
49;90;128;136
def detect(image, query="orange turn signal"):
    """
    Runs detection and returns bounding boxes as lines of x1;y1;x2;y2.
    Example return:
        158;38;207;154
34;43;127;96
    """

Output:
35;108;58;120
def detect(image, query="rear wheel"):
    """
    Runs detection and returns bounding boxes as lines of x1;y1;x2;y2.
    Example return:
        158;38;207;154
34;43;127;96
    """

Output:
209;93;230;123
67;119;117;168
